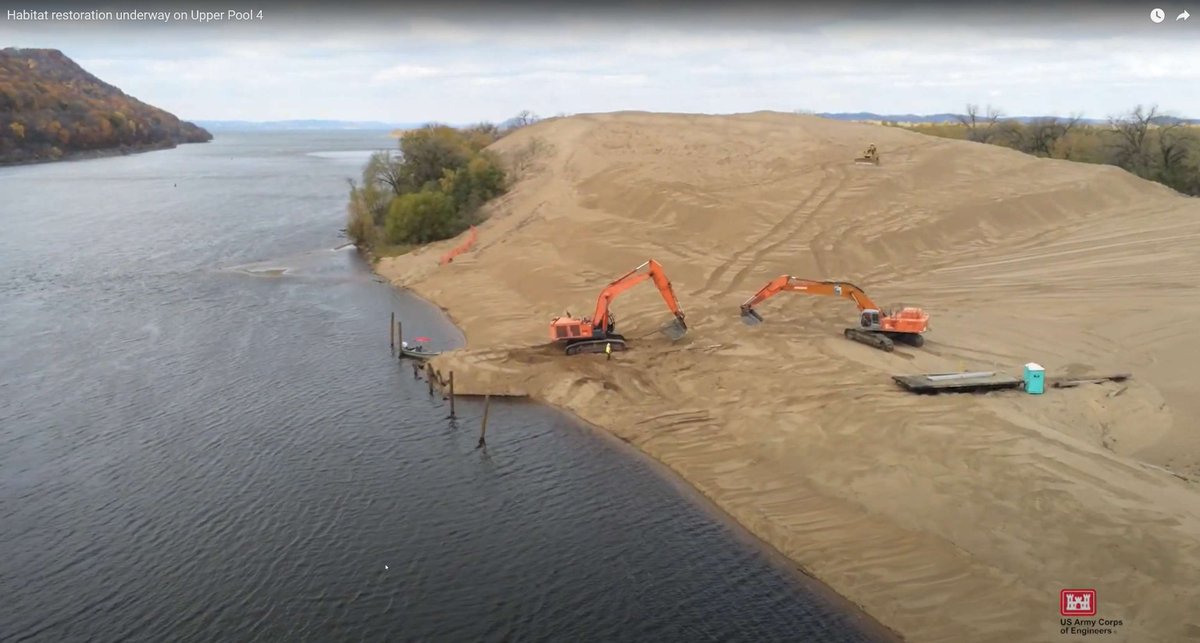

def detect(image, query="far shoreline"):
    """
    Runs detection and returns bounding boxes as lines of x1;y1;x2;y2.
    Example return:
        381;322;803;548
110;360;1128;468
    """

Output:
0;139;210;168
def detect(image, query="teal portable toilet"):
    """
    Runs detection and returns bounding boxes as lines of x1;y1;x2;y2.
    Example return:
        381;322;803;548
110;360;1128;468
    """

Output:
1024;362;1045;395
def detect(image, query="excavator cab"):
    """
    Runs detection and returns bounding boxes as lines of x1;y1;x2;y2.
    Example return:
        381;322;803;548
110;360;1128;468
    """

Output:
860;309;882;331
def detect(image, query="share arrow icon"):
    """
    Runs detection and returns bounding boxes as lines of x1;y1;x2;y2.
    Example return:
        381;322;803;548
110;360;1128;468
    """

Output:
1179;10;1191;20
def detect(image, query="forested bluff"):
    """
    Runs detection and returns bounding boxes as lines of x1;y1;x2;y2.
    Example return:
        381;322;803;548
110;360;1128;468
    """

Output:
1;47;211;166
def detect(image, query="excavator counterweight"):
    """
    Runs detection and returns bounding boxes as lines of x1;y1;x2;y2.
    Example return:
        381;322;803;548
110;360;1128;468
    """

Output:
739;275;929;352
550;259;688;355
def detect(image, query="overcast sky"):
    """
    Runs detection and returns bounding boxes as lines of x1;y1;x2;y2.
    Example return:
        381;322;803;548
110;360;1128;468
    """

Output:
3;2;1198;122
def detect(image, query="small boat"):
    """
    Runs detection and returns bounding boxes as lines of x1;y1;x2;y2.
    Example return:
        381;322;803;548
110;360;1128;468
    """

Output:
399;343;441;360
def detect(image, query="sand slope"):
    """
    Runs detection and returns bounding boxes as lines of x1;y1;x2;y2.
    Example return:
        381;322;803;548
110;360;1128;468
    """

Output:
378;112;1200;642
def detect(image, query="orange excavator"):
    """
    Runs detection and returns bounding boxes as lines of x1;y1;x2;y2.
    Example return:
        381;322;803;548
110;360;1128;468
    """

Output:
549;259;688;355
739;276;929;352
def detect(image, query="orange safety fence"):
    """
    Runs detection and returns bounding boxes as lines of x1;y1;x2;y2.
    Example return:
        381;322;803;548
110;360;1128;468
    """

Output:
440;226;478;265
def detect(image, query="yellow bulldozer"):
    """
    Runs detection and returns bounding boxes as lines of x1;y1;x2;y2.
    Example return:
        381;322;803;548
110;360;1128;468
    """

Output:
855;144;880;165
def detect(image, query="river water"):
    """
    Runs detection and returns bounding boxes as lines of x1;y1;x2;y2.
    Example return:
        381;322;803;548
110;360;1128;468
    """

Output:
0;131;890;642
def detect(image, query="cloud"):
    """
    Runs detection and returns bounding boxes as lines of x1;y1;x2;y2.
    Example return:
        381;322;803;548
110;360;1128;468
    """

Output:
371;64;459;83
5;5;1199;122
401;18;489;45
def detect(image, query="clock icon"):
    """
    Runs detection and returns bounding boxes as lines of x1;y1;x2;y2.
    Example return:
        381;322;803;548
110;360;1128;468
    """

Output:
1151;7;1165;22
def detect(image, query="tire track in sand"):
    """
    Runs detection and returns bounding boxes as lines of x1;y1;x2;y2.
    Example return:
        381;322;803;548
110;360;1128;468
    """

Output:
717;165;850;298
692;163;840;297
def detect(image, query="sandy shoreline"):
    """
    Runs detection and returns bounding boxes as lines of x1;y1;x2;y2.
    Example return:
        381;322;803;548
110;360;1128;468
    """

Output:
514;395;904;640
375;111;1200;642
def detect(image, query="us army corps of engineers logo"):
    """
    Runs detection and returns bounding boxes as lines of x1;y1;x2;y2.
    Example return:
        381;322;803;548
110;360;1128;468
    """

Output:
1059;589;1124;636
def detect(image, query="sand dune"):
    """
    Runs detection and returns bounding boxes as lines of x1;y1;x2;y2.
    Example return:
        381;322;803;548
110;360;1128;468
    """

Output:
377;112;1200;642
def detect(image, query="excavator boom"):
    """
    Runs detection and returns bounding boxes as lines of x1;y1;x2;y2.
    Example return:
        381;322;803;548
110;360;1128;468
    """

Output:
591;260;687;337
740;276;879;323
739;275;929;351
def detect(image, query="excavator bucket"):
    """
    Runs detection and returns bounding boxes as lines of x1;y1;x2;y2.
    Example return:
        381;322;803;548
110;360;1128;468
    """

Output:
660;317;689;341
740;306;764;326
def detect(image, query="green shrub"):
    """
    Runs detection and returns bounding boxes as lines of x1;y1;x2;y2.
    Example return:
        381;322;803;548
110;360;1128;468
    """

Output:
345;181;377;247
439;150;506;215
396;125;473;192
384;190;462;244
346;111;542;253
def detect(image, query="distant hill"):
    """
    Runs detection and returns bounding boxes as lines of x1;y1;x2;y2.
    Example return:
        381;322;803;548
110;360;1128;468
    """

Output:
0;48;212;166
195;119;441;132
816;112;967;124
815;111;1200;125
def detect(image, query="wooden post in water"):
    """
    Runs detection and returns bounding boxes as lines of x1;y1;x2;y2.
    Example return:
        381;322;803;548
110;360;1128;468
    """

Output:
448;372;456;418
397;321;403;358
477;394;491;448
390;312;395;353
426;363;434;395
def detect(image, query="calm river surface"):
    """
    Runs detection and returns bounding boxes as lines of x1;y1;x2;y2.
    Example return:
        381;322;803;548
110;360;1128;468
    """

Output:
0;131;890;642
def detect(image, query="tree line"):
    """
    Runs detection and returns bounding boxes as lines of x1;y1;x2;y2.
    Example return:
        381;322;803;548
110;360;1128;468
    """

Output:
891;104;1200;196
346;111;542;255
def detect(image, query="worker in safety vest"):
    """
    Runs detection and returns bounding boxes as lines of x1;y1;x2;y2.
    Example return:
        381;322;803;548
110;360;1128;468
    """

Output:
605;342;612;360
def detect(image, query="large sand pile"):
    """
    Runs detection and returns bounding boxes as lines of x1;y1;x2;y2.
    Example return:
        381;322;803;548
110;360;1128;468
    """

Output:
378;112;1200;642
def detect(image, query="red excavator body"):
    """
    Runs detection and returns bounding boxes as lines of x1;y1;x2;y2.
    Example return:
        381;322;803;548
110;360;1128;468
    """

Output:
550;259;688;355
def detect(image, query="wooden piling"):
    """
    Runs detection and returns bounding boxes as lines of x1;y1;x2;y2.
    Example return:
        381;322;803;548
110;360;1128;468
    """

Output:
449;371;456;418
397;321;403;353
477;394;491;448
390;312;395;352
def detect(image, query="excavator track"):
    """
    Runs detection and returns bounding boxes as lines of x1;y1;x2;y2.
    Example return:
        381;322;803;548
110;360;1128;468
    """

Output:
844;328;894;352
564;335;628;356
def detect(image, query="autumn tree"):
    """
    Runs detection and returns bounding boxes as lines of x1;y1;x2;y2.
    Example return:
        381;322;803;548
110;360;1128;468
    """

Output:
384;191;459;244
956;104;1005;143
346;123;508;252
438;151;506;215
397;125;474;192
1013;114;1084;157
1107;104;1160;176
904;103;1200;196
1151;118;1191;183
363;150;405;196
510;110;540;128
